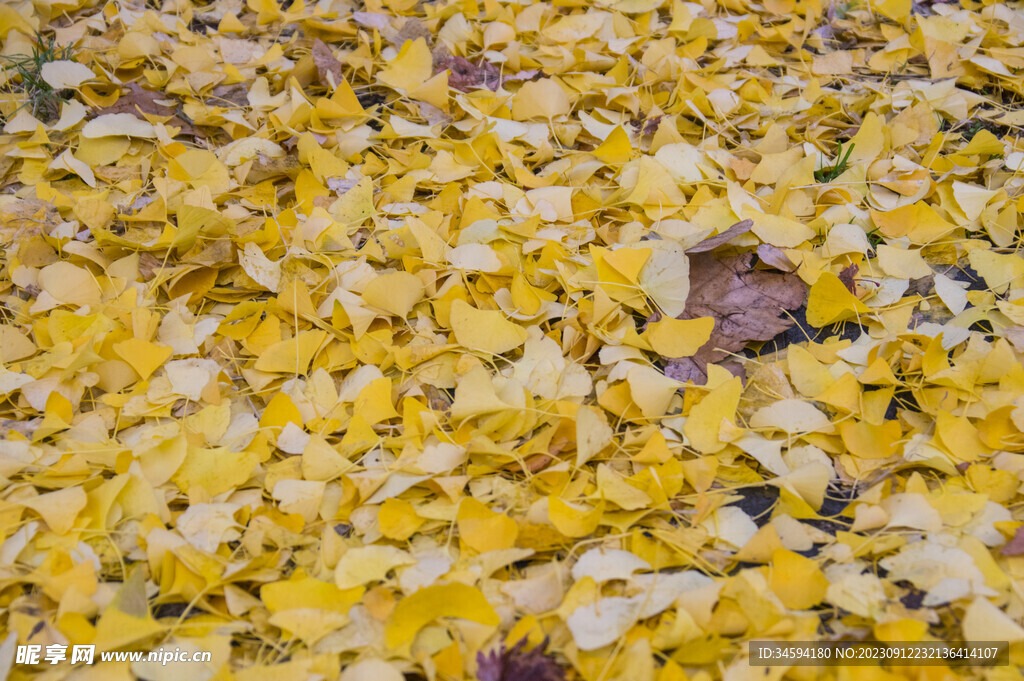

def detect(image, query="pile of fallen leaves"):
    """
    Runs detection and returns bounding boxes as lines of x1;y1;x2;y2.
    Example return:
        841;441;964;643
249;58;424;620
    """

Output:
1;0;1024;679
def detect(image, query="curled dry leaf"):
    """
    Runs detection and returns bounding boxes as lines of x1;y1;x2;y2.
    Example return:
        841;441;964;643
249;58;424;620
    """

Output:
684;219;753;253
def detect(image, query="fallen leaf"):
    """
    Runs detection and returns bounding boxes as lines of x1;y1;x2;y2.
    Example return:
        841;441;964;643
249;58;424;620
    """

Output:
665;253;807;383
684;219;754;253
40;60;94;89
311;39;343;88
1001;527;1024;556
385;582;500;648
477;638;565;681
434;47;501;92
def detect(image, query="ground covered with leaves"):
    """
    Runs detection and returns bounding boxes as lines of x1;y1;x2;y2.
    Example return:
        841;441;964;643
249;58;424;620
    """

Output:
2;0;1024;679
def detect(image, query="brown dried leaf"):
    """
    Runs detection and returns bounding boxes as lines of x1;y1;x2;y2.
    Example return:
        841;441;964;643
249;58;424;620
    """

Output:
433;47;501;92
1002;527;1024;556
352;11;430;47
641;115;663;135
98;83;199;136
393;18;432;46
838;263;859;294
137;252;163;281
209;84;250;108
685;219;753;253
311;39;343;88
665;253;807;384
477;638;566;681
756;244;797;272
245;152;303;183
98;83;175;117
504;69;541;83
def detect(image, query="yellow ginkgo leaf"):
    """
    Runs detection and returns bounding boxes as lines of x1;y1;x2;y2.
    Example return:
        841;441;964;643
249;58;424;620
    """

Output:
113;338;174;380
385;583;499;649
378;38;433;93
511;78;572;121
639;242;690;317
744;209;816;248
361;271;425;318
596;464;651;510
593;126;632;164
871;0;911;23
37;261;101;309
644;317;714;357
805;271;869;327
335;545;416;589
20;487;87;535
576;404;613;466
683;377;742;454
253;329;328;375
378;497;425;541
770;548;829;609
261;576;364;614
82;113;156;138
457;497;519;552
548;497;605;538
449;299;528;354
